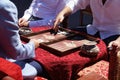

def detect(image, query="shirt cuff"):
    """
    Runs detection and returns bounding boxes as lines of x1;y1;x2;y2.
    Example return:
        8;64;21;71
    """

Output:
22;14;31;20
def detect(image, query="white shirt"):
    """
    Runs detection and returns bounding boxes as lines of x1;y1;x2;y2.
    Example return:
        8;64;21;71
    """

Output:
67;0;120;39
22;0;68;27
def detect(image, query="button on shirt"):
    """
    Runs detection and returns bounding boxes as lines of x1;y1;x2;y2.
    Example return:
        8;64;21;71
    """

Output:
67;0;120;39
22;0;68;27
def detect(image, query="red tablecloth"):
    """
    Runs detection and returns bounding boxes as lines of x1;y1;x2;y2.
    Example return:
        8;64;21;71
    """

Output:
31;26;108;80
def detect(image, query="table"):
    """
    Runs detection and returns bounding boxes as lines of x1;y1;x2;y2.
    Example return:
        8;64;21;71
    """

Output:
31;26;108;80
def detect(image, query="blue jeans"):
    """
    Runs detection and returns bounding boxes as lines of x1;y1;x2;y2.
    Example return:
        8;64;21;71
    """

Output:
14;59;48;77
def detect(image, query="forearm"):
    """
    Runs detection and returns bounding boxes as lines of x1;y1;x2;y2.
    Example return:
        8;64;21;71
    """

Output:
60;6;72;17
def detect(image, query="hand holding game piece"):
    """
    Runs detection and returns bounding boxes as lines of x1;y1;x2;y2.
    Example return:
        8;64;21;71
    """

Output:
50;29;58;35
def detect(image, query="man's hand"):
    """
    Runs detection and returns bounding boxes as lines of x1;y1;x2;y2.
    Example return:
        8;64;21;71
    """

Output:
18;18;29;27
53;5;72;33
53;12;65;33
108;37;120;51
30;39;40;48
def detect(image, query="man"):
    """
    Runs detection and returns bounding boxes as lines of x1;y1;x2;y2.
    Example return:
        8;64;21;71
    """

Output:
18;0;69;28
0;0;44;79
53;0;120;51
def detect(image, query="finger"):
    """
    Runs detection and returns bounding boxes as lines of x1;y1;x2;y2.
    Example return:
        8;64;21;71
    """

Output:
113;42;120;51
108;41;113;48
54;26;59;34
18;20;24;26
18;18;24;24
53;20;60;34
112;41;118;47
53;19;60;29
53;15;64;28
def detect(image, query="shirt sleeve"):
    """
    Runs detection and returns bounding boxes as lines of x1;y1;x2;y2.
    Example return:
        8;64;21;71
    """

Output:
22;8;32;20
0;0;36;60
16;41;36;60
29;18;54;27
66;0;90;13
22;0;37;20
55;0;69;17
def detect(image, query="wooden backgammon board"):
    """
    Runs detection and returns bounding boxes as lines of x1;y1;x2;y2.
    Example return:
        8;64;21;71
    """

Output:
20;27;99;56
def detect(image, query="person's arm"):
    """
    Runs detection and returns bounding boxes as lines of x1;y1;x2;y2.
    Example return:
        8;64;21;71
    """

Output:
53;6;72;32
53;0;90;32
18;0;37;27
28;0;69;28
0;0;39;60
22;0;37;20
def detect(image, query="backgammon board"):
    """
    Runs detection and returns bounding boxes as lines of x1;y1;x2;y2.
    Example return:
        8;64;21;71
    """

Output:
20;27;99;56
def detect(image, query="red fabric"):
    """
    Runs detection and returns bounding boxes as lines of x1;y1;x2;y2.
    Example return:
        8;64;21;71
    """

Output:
31;26;108;80
77;60;109;79
0;58;23;80
31;26;51;32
